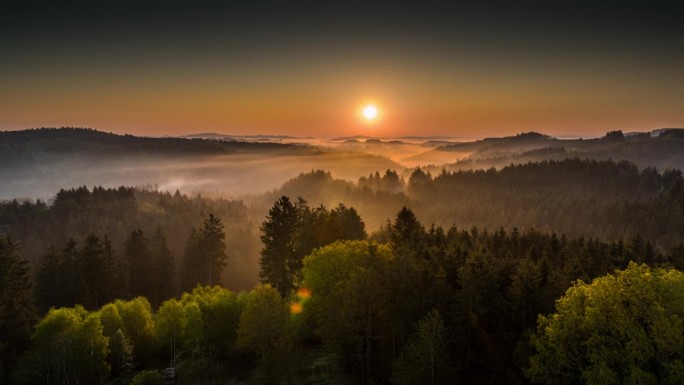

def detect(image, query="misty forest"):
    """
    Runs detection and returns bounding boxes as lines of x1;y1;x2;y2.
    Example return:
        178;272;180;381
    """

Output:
1;128;684;385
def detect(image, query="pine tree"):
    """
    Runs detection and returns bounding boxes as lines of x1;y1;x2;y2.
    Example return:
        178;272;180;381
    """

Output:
181;227;201;291
181;215;227;289
125;229;152;298
200;214;227;286
259;196;300;296
0;236;36;383
150;227;176;305
81;233;118;308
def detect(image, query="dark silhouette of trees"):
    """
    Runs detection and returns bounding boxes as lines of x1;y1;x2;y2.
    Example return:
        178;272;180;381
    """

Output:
149;227;175;306
125;228;174;306
259;196;367;297
181;214;227;289
0;236;35;383
259;196;301;297
125;229;151;301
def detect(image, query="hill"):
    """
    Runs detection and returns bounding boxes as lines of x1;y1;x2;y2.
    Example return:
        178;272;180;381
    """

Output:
406;130;684;170
0;128;401;199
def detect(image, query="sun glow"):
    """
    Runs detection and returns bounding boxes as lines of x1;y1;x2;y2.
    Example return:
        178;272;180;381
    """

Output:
362;104;379;121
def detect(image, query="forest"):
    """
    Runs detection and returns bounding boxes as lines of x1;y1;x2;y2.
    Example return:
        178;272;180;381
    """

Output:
1;131;684;384
2;202;683;384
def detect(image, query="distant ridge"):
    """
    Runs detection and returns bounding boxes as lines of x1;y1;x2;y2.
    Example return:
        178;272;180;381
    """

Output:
179;132;299;141
0;127;311;161
404;129;684;171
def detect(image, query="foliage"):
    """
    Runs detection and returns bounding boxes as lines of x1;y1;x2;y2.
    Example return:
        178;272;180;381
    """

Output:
130;369;163;385
260;196;367;297
29;307;110;384
528;263;684;385
237;284;293;379
391;309;456;385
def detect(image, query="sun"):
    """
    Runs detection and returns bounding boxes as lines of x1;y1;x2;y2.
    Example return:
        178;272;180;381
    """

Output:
362;104;379;121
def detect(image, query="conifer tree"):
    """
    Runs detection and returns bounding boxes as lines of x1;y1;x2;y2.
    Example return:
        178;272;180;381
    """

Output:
0;236;35;382
259;196;300;296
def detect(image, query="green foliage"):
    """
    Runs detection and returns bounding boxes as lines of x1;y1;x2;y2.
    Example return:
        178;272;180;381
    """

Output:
181;285;244;357
130;369;163;385
29;306;110;384
301;240;393;379
260;196;367;297
114;297;157;365
528;263;684;385
109;329;133;376
237;284;293;379
238;284;291;355
391;309;456;385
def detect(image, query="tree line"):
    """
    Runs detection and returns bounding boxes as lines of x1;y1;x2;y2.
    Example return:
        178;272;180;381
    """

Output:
3;203;682;384
263;159;684;252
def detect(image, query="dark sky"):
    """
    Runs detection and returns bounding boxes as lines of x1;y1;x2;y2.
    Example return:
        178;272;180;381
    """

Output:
2;1;683;137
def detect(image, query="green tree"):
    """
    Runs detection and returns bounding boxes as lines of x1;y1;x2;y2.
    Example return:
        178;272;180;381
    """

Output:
259;196;301;296
301;241;393;381
391;309;456;385
30;307;110;385
114;297;156;366
528;263;684;385
237;284;292;379
131;369;163;385
156;298;186;365
108;329;133;376
0;236;35;382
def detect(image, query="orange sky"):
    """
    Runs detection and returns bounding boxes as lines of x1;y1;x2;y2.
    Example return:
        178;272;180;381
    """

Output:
2;2;683;138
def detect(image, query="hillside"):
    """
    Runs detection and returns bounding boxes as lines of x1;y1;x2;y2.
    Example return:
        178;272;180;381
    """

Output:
0;128;402;199
407;130;684;170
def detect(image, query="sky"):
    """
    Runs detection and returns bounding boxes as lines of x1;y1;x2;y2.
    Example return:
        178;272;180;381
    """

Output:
1;1;683;138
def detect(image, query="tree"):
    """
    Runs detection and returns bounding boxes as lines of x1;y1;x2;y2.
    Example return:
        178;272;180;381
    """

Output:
81;233;118;308
301;241;393;381
131;370;163;385
200;214;228;286
108;329;133;376
182;215;228;289
237;284;292;379
30;307;110;385
115;297;156;366
150;227;176;305
156;298;186;365
260;196;301;296
35;246;62;313
330;203;367;241
528;263;684;385
125;229;152;299
0;236;35;382
36;239;87;309
181;227;202;291
390;207;425;256
391;309;456;385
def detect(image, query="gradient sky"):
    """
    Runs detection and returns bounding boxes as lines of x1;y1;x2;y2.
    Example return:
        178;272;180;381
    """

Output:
1;1;683;138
